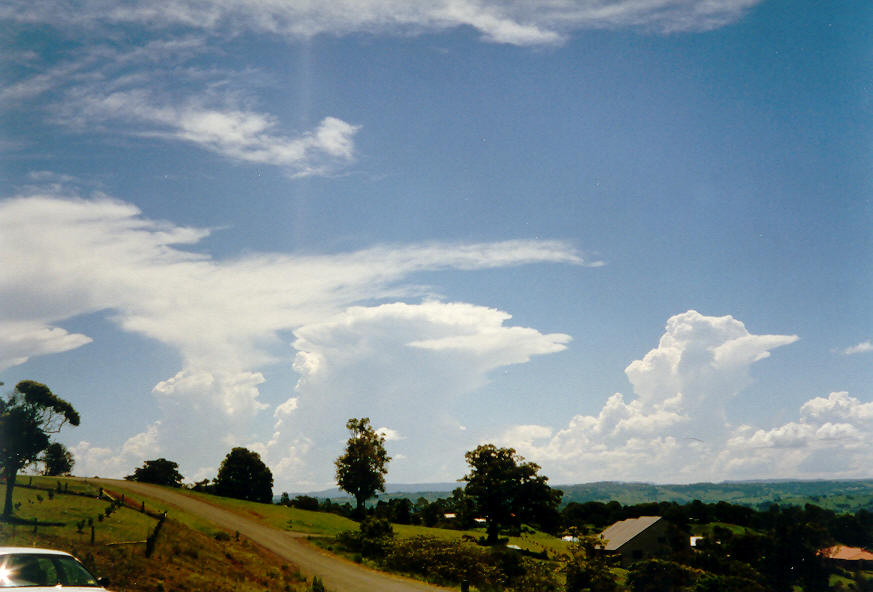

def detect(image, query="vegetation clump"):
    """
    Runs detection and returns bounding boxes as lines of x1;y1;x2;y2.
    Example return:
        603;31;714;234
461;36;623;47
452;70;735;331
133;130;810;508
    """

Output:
214;447;274;503
0;380;80;517
335;417;390;517
126;458;185;488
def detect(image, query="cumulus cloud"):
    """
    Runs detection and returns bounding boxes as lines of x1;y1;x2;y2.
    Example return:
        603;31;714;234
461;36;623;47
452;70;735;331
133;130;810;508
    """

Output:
843;341;873;355
497;310;800;482
1;1;764;45
0;193;585;485
718;391;873;478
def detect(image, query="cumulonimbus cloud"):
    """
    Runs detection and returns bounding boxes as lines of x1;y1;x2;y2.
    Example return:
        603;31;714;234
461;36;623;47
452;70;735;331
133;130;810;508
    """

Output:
0;192;586;483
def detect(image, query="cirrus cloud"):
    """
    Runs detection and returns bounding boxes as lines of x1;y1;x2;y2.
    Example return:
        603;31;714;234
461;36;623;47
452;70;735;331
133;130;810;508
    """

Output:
1;1;765;45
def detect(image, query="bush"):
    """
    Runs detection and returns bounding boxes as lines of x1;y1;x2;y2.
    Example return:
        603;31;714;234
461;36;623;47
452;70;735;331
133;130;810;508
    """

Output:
626;559;694;592
691;572;767;592
384;536;505;590
507;556;561;592
337;517;395;558
291;495;319;511
563;537;619;592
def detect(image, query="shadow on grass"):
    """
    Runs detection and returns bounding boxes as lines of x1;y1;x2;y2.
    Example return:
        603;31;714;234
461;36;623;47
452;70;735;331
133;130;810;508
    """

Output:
0;515;66;527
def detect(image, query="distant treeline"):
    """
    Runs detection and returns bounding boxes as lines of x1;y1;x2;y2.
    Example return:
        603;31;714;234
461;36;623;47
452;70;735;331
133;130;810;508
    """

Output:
298;478;873;514
279;489;873;549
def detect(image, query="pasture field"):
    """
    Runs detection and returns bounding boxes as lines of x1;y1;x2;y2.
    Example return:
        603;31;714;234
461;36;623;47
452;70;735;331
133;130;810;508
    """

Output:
0;476;308;592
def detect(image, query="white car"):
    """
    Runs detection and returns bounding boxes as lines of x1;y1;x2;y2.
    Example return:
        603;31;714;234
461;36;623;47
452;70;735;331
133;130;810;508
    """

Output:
0;548;110;590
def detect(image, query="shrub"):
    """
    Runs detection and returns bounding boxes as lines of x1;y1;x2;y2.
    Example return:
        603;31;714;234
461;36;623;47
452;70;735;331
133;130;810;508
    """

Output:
337;517;395;558
384;536;504;590
564;536;619;592
506;557;561;592
626;559;694;592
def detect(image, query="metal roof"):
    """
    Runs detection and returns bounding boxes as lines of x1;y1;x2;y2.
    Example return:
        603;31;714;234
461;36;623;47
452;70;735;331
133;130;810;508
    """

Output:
600;516;663;551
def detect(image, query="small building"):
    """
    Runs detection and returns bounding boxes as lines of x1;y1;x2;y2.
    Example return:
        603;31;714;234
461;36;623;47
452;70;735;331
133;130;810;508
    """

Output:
599;516;673;566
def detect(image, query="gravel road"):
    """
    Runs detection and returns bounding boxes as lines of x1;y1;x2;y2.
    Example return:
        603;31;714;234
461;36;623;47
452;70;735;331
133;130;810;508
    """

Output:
90;478;449;592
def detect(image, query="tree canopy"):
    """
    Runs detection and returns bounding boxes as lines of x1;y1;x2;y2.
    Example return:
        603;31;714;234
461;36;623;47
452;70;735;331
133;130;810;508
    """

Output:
462;444;562;544
125;458;185;487
42;442;74;476
0;380;80;517
335;417;390;516
214;447;273;503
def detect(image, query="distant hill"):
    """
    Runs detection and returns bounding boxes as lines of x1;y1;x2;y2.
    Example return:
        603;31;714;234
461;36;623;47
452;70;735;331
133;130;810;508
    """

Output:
556;480;873;511
284;479;873;513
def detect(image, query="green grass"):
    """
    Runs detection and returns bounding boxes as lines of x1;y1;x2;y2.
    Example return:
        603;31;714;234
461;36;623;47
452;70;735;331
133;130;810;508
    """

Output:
690;521;760;537
1;477;309;592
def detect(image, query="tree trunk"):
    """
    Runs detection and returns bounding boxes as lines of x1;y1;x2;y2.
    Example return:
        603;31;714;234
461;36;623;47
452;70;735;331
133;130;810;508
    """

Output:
486;520;500;545
2;468;16;518
354;495;365;519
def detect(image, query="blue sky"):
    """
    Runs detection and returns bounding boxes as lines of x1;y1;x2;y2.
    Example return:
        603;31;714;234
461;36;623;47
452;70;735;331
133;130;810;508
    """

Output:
1;0;871;491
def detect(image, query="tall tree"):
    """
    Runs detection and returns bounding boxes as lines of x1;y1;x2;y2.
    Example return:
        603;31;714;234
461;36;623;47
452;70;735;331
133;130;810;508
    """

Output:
335;417;390;516
214;447;273;503
0;380;80;517
42;442;75;476
462;444;562;544
126;458;184;487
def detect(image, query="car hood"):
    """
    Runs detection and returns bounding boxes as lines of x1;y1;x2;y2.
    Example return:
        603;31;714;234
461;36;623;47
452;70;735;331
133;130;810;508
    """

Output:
4;588;109;591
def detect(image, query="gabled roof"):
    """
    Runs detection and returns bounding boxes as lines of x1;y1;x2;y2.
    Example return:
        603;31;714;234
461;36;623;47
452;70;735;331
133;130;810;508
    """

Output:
600;516;663;551
820;545;873;561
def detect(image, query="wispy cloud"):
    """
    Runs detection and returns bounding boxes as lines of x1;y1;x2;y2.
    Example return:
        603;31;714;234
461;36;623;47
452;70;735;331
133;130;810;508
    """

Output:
1;1;765;46
70;89;361;176
843;341;873;356
2;38;360;177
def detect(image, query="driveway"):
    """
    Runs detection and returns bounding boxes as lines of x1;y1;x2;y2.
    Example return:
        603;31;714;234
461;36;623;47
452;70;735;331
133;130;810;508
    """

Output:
90;479;449;592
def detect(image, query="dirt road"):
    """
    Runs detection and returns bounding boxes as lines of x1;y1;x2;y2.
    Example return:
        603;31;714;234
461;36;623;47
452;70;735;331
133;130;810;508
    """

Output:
91;479;448;592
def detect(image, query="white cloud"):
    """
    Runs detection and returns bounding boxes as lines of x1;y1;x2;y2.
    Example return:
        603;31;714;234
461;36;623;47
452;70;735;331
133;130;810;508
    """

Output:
0;322;93;371
497;310;801;482
0;193;585;486
2;39;359;177
65;88;361;176
376;427;404;441
843;341;873;355
244;300;574;486
1;1;764;45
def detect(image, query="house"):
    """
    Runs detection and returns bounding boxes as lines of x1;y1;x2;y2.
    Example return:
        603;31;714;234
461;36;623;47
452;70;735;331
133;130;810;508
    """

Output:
598;516;674;566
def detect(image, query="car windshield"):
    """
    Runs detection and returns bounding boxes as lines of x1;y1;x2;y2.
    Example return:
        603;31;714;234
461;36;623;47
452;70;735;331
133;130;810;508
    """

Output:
0;554;100;588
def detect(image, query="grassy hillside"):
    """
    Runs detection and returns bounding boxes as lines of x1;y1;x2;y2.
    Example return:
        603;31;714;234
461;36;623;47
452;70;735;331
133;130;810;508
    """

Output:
0;476;308;592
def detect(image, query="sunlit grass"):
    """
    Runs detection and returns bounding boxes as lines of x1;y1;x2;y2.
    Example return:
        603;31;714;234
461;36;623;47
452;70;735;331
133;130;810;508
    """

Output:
0;478;308;591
